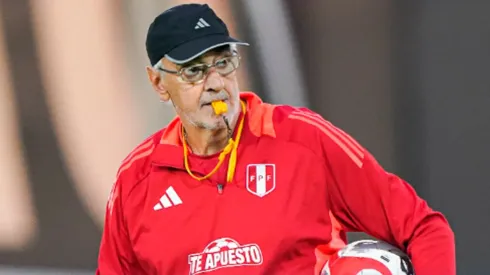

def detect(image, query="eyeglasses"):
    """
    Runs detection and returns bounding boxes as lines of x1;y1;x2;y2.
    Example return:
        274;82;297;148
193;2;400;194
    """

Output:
157;54;241;84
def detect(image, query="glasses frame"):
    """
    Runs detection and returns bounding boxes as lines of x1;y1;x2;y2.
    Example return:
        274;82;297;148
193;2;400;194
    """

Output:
156;53;241;84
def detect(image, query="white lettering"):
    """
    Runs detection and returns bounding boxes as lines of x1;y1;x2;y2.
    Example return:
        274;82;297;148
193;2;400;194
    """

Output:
219;250;228;265
192;243;263;273
213;252;221;265
235;248;245;264
205;253;215;270
195;256;202;272
228;249;236;265
250;246;262;263
188;255;202;274
242;246;251;262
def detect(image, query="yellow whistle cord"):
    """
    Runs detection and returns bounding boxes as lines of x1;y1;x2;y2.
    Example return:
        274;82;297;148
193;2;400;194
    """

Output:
182;100;246;184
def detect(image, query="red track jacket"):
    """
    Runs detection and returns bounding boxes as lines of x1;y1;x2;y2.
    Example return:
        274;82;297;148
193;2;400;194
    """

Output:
96;92;455;275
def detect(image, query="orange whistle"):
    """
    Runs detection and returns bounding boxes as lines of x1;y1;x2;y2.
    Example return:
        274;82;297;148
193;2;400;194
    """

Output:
211;101;228;115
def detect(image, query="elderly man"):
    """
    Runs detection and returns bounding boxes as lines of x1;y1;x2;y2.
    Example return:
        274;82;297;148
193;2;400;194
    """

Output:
96;3;455;275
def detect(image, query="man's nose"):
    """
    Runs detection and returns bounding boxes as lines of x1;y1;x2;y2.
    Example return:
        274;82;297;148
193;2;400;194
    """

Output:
203;70;224;92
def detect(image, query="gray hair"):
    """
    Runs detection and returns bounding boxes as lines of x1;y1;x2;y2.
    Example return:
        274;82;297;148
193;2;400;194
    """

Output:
228;43;238;54
153;59;165;76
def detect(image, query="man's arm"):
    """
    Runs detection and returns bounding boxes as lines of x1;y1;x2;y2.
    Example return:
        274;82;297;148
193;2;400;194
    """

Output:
321;123;455;274
288;109;455;274
96;178;141;275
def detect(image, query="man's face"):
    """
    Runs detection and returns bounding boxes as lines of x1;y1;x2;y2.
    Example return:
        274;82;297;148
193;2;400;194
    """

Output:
148;48;241;131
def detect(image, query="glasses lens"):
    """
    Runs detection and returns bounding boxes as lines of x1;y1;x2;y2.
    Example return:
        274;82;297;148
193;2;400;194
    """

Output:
179;55;240;83
181;64;206;82
215;56;239;76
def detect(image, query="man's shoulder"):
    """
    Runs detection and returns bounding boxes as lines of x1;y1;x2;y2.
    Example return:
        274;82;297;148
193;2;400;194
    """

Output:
106;129;164;211
272;104;320;123
243;92;329;134
271;104;366;167
115;128;164;183
270;104;327;140
269;104;360;155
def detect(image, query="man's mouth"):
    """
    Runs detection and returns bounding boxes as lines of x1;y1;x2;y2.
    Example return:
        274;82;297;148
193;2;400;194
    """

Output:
202;99;228;107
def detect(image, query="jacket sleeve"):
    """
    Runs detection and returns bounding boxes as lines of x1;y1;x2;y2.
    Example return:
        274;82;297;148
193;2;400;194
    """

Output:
96;178;141;275
317;122;455;275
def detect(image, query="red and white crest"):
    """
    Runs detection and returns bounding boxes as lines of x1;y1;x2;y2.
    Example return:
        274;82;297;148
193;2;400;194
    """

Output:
246;164;275;197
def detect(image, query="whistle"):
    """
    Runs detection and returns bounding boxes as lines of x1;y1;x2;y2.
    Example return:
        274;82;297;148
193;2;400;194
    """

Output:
211;101;228;115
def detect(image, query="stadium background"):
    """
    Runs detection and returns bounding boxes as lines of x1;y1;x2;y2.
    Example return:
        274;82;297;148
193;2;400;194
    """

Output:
0;0;488;274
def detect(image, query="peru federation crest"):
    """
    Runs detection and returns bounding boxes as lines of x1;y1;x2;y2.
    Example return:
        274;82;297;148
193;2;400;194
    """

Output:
246;164;275;197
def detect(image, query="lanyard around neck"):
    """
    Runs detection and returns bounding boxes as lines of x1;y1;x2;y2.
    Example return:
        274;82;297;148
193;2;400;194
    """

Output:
182;100;246;186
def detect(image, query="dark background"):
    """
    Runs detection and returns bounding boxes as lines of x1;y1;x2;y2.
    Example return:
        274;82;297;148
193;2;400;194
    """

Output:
0;0;488;274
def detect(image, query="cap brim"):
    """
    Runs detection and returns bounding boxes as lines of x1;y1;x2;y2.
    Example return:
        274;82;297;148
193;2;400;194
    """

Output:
165;34;249;64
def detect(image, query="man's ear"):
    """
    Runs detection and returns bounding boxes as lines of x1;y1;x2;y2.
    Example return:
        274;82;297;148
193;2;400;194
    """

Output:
146;66;170;102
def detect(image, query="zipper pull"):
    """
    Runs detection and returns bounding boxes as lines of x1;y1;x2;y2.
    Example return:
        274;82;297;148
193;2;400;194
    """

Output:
217;184;224;194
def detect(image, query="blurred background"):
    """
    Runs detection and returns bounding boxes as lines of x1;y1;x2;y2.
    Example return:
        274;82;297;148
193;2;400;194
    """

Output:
0;0;488;274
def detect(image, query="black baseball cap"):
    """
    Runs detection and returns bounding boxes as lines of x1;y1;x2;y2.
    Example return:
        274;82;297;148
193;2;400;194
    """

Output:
145;4;249;66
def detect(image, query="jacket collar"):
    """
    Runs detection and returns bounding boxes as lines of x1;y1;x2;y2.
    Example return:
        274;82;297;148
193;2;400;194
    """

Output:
151;92;276;170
